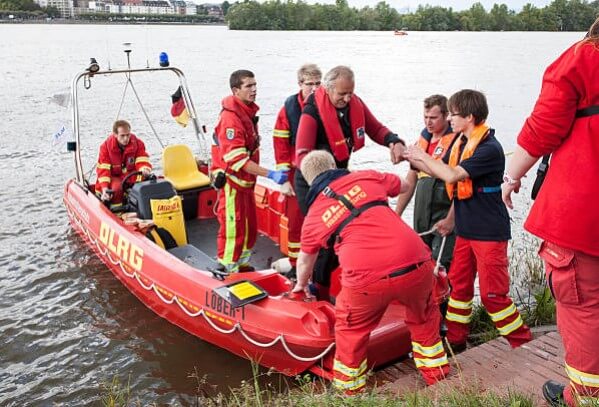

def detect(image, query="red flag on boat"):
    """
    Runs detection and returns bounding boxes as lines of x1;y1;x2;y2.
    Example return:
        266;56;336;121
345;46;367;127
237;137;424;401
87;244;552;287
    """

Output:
171;86;189;128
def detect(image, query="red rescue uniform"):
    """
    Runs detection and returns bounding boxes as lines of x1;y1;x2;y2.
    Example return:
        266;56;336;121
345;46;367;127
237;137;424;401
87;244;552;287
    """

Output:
212;95;260;272
96;133;151;206
301;170;449;392
273;93;305;266
518;39;599;406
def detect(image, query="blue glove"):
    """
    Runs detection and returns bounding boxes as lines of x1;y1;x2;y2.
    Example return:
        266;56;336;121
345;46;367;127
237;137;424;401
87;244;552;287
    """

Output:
267;169;288;185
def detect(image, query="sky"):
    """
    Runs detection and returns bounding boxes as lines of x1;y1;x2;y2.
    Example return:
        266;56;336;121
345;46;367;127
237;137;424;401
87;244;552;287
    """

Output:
321;0;554;12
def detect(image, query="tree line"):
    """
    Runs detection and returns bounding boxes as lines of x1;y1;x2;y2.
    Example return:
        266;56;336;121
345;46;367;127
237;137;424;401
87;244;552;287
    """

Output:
225;0;599;31
0;0;60;17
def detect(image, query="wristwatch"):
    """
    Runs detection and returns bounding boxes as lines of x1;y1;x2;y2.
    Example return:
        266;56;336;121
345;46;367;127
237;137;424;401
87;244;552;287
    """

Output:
503;172;520;185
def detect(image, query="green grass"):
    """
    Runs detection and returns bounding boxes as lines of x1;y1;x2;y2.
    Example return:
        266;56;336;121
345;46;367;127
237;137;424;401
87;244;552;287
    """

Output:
100;375;132;407
192;372;535;407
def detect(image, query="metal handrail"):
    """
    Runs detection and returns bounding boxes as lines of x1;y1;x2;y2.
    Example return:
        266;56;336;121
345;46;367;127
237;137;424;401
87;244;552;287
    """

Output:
70;66;209;185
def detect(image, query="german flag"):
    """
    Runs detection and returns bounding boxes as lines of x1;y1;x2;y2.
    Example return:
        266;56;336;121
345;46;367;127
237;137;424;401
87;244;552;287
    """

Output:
171;86;189;128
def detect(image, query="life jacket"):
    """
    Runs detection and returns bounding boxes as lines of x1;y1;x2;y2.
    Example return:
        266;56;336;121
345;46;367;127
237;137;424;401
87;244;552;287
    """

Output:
445;124;491;200
311;86;366;163
106;133;141;177
284;93;302;146
416;126;457;179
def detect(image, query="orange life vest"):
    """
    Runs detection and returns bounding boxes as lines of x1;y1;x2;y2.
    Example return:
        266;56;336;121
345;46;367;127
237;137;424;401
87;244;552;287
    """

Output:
445;124;490;200
416;131;457;179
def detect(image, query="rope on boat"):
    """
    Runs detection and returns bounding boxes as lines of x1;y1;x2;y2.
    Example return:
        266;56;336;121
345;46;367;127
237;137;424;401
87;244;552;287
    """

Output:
66;208;335;363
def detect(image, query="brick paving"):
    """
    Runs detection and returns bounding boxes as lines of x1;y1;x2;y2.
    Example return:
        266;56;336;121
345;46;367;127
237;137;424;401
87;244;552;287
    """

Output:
373;330;566;406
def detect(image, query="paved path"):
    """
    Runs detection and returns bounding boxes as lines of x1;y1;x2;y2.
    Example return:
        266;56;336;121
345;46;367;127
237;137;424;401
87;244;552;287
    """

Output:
373;330;566;406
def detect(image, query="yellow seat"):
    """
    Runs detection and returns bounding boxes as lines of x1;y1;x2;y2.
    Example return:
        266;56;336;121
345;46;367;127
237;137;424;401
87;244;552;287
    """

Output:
162;144;211;190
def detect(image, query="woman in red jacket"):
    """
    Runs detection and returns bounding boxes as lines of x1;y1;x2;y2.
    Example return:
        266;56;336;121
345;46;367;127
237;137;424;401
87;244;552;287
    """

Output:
502;17;599;407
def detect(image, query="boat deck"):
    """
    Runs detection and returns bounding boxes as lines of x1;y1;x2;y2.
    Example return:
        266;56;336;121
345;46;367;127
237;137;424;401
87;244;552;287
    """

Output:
373;328;563;406
170;218;284;271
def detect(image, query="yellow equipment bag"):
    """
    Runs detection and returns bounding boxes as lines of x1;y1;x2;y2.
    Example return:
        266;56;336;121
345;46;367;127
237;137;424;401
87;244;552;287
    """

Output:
150;195;187;247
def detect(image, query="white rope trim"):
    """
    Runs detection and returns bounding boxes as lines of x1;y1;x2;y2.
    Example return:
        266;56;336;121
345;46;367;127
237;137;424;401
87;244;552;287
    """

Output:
65;207;335;363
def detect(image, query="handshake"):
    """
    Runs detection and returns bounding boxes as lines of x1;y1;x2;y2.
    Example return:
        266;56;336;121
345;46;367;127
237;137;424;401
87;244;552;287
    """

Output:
266;169;289;185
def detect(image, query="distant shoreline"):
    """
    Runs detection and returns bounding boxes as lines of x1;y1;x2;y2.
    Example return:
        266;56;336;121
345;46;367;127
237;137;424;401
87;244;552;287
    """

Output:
0;19;226;25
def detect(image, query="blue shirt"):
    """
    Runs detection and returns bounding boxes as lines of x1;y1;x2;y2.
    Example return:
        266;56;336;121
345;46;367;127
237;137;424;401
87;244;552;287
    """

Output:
454;132;511;241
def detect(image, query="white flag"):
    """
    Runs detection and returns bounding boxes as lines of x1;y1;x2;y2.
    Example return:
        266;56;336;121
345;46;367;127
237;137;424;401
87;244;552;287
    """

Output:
52;124;71;147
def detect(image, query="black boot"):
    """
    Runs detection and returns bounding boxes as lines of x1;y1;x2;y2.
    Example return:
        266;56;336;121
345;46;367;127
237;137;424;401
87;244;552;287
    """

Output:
542;380;566;407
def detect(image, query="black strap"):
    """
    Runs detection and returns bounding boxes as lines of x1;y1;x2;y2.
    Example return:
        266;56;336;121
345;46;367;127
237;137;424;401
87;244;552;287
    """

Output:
531;105;598;200
575;105;599;118
531;154;550;200
322;186;389;247
146;226;178;250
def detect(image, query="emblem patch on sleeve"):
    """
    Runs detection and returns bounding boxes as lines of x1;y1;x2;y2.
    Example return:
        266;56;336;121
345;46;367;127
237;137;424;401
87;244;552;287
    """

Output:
226;128;235;140
356;127;365;139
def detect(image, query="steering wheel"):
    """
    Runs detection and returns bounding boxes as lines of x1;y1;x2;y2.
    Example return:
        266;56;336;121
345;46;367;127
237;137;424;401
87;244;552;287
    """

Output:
111;171;155;211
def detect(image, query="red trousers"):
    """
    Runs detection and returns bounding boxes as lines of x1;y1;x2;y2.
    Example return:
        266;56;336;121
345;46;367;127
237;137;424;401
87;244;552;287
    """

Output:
285;169;303;267
540;241;599;406
446;237;532;348
333;260;449;392
216;184;257;272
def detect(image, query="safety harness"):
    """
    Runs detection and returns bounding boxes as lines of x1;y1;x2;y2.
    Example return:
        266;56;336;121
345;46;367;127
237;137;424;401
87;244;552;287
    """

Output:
321;185;388;247
531;104;599;199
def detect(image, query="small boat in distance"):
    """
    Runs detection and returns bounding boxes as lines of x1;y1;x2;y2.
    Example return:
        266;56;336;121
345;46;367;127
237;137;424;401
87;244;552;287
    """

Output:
394;29;408;36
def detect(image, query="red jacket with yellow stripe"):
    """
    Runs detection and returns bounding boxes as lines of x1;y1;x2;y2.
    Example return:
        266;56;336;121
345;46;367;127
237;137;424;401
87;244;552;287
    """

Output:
212;95;260;190
96;133;151;193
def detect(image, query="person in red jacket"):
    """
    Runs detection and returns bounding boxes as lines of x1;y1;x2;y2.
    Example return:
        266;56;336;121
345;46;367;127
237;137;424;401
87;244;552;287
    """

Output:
502;17;599;407
292;150;449;394
96;119;152;209
272;63;322;274
404;90;532;351
293;65;407;299
211;70;288;273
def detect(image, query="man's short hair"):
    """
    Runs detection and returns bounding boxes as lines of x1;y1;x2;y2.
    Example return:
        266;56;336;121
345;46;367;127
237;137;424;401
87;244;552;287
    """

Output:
424;94;448;115
113;119;130;134
448;89;489;125
301;150;336;185
297;63;322;83
323;66;354;90
229;70;254;90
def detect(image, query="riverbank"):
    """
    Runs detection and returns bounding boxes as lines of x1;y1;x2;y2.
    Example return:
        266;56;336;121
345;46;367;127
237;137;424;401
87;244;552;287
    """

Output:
0;18;226;25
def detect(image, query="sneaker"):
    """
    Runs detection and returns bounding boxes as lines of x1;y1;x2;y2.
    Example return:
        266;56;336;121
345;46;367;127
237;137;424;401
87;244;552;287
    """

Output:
238;264;255;273
542;380;566;407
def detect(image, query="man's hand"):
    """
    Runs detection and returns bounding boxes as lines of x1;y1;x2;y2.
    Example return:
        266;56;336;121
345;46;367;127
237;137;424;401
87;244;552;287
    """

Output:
502;181;521;210
280;181;295;197
100;189;113;202
291;281;313;298
141;167;152;177
434;216;455;236
390;142;406;164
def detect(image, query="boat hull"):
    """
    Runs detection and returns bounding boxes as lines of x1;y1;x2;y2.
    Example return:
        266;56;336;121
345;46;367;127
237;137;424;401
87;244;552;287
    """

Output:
64;179;413;378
